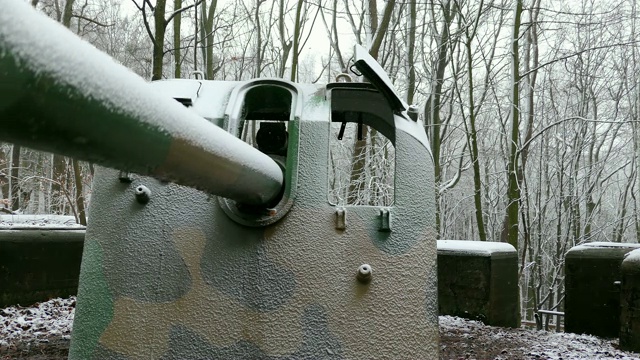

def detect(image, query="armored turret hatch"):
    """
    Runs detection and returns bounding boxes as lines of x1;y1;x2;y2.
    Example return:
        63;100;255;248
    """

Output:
353;44;409;114
151;79;202;107
327;45;410;207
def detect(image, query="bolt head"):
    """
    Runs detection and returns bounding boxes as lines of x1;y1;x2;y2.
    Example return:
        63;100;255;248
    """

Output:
134;185;151;204
357;264;372;283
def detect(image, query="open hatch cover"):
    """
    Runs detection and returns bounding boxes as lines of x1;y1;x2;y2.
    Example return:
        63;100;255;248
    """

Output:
353;44;409;114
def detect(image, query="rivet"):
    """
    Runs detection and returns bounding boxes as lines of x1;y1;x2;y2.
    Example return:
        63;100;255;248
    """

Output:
135;185;151;204
357;264;372;284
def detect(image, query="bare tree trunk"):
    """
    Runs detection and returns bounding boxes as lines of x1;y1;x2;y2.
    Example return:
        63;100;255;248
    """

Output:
200;0;218;79
406;0;416;105
326;0;345;71
369;0;395;60
614;173;634;242
460;0;488;241
152;0;168;80
501;0;523;249
61;0;74;27
72;159;87;225
348;133;368;205
425;0;455;239
173;0;182;78
63;0;86;222
289;0;304;81
277;0;292;78
50;155;66;214
0;147;8;207
10;145;21;212
53;0;74;214
254;0;264;77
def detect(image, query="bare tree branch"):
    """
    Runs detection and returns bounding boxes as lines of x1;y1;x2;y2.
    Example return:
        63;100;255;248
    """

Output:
71;14;113;27
131;0;156;46
521;41;640;78
166;0;203;24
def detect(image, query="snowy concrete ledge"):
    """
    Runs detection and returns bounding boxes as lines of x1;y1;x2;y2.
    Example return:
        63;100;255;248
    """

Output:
0;215;84;229
0;215;85;307
437;240;519;328
565;242;640;338
437;239;516;258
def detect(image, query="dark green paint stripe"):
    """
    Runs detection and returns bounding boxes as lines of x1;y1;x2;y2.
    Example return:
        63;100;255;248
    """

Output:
0;52;172;172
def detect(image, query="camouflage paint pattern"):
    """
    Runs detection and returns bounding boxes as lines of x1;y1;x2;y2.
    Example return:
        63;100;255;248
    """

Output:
69;78;438;358
0;3;437;356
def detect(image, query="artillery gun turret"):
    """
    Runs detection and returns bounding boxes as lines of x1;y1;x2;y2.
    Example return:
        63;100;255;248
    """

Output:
1;2;438;359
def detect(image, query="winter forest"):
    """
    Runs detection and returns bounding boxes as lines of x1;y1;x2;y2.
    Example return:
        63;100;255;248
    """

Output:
2;0;640;325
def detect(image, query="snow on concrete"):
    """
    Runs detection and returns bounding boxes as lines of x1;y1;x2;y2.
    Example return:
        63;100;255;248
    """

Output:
623;248;640;264
0;297;75;348
0;215;83;229
437;239;516;256
572;242;640;251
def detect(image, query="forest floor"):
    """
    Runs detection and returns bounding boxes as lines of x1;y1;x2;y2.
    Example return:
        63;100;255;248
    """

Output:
1;297;639;359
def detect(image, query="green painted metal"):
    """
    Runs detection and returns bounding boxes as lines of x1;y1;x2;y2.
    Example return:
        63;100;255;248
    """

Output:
0;2;282;206
1;2;438;359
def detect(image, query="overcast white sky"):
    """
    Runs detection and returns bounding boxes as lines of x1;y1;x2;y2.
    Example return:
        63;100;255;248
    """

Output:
122;0;360;81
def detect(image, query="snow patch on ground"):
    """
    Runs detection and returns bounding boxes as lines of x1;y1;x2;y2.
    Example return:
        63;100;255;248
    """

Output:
440;315;640;360
0;297;75;347
1;298;639;359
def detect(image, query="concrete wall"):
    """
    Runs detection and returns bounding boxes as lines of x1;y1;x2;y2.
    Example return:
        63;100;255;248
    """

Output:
437;240;520;328
565;242;640;338
0;229;84;307
620;249;640;351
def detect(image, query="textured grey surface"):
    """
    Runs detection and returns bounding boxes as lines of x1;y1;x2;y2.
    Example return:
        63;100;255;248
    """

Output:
70;79;438;359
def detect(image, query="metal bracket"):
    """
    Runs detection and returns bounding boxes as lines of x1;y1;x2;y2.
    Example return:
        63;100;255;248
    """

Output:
118;171;132;183
408;105;419;122
379;208;391;232
335;207;346;230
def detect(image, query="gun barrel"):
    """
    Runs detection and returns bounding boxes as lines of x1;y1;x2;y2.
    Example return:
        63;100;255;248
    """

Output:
0;2;283;206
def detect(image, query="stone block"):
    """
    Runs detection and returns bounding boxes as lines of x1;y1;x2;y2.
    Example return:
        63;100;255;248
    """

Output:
565;242;640;337
438;240;519;328
0;229;85;307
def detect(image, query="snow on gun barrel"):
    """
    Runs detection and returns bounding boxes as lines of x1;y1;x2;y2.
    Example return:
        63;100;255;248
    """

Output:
0;1;283;206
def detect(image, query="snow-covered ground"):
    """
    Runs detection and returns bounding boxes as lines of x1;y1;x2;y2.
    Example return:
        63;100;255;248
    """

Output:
0;297;74;348
1;297;639;359
440;315;640;359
